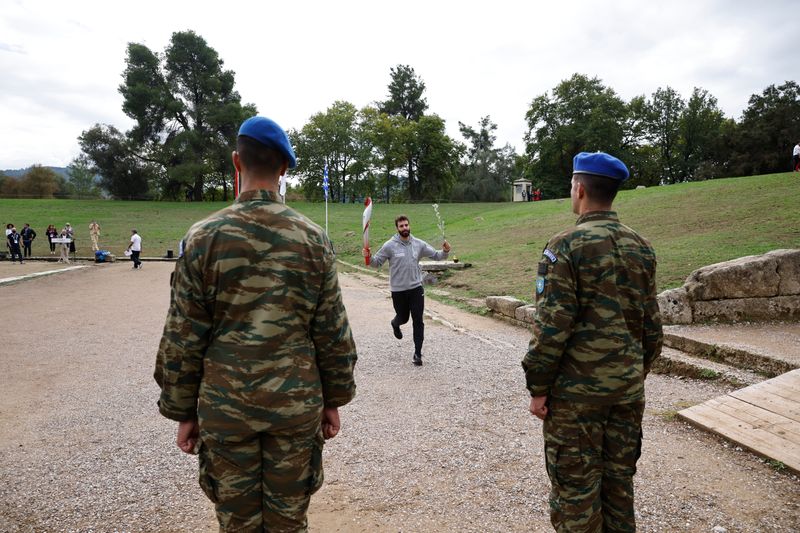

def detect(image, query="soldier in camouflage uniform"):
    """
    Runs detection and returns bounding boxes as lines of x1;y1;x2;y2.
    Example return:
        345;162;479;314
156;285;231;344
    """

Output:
522;152;663;532
155;116;357;532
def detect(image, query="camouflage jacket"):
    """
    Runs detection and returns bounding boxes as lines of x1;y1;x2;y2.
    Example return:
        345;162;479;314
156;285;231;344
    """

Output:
522;211;663;404
154;190;357;432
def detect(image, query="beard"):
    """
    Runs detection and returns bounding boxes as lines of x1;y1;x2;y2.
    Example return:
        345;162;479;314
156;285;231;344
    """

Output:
399;229;410;238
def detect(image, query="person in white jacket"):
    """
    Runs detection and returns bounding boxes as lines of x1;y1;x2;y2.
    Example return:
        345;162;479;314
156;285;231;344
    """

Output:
364;215;451;366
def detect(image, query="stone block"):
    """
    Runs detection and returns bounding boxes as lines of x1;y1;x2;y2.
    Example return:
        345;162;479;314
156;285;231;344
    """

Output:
485;296;526;318
692;295;800;323
684;254;780;300
657;287;692;324
766;249;800;295
515;304;537;323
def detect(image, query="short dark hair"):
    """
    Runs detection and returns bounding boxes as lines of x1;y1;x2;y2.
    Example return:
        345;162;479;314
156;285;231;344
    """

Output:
237;135;286;176
395;215;409;227
574;173;620;204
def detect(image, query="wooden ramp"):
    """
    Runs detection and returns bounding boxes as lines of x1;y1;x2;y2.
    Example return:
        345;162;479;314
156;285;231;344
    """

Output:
678;369;800;474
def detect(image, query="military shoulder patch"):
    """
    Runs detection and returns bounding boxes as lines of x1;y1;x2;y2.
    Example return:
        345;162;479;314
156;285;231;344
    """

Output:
543;249;557;263
536;277;545;294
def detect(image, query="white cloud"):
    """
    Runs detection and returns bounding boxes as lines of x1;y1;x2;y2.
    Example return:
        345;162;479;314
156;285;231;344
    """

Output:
0;0;795;168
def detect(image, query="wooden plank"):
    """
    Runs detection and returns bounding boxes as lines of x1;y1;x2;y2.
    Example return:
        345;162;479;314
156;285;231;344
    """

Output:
679;401;800;473
706;396;800;441
745;380;799;402
730;387;800;424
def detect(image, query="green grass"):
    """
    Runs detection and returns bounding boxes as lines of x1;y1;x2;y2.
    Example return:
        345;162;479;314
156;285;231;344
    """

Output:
2;172;798;302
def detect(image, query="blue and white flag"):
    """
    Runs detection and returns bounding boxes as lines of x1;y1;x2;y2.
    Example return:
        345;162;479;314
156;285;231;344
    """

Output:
322;164;329;199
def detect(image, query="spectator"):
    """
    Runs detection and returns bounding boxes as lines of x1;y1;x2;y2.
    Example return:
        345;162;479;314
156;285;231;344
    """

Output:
45;225;58;255
65;223;76;255
58;228;70;264
126;229;142;269
7;226;23;264
21;223;36;258
793;141;800;172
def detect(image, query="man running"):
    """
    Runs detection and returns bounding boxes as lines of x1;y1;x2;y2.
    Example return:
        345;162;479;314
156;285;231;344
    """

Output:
364;215;450;366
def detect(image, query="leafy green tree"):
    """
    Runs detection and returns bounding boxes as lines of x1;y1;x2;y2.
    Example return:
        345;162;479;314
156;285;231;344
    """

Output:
646;86;685;183
16;166;65;198
66;156;101;198
80;30;254;201
677;88;725;180
78;124;154;199
413;115;460;201
452;116;512;201
728;81;800;175
359;106;407;203
524;74;627;198
379;65;432;200
293;101;359;202
379;64;428;121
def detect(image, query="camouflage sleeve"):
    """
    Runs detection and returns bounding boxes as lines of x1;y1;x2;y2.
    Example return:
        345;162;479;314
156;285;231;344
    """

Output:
153;252;212;421
522;238;578;397
312;236;357;407
642;258;663;375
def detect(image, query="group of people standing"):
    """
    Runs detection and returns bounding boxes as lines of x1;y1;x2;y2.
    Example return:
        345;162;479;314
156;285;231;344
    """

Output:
4;221;100;264
5;222;39;263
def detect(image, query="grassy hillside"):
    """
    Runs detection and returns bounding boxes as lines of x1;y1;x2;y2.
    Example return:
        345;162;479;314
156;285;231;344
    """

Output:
2;172;798;301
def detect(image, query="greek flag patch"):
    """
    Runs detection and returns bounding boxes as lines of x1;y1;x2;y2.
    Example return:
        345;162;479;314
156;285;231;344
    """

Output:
543;249;557;263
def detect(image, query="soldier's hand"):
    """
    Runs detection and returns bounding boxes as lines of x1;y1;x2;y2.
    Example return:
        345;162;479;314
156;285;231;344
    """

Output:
362;246;370;258
177;419;200;454
530;395;548;421
322;406;341;439
442;241;451;253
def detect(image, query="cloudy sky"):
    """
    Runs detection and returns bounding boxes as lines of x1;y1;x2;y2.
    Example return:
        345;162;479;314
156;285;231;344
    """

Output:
0;0;794;169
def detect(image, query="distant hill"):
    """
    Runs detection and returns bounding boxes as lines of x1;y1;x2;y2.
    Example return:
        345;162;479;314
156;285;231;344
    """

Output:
1;166;70;180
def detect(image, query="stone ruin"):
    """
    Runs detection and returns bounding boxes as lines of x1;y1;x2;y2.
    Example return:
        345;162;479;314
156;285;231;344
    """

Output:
657;249;800;324
486;249;800;326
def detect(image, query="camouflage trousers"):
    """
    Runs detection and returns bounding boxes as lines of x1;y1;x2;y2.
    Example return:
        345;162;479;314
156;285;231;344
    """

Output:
197;417;325;532
542;398;645;533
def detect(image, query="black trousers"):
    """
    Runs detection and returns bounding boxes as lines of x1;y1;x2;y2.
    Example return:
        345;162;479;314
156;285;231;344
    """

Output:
23;241;32;257
131;250;141;268
9;245;23;262
391;285;425;355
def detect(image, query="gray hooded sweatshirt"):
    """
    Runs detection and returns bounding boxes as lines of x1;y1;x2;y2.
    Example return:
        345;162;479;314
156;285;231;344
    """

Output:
370;234;448;292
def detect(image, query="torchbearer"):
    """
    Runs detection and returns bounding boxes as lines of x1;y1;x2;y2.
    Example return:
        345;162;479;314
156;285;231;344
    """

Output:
363;214;451;366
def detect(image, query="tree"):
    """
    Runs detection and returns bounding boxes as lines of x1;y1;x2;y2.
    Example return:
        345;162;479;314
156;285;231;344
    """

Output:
359;106;409;203
378;65;428;121
678;88;725;180
80;30;254;201
379;65;431;200
66;156;101;198
452;116;513;201
8;165;66;198
524;74;627;198
728;81;800;176
79;124;154;199
293;101;359;202
646;87;685;183
413;115;460;201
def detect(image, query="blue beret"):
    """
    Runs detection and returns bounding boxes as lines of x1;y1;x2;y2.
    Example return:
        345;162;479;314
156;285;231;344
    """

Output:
238;116;297;169
573;152;629;181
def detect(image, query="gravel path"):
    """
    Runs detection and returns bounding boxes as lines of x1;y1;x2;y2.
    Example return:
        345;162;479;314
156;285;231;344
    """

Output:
0;262;798;532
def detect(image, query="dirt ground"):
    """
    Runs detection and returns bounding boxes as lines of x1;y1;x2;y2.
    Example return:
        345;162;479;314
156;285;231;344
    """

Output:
0;261;798;532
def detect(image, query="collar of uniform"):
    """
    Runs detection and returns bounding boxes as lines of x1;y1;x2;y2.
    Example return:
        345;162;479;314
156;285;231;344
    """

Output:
576;210;619;225
235;189;279;203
